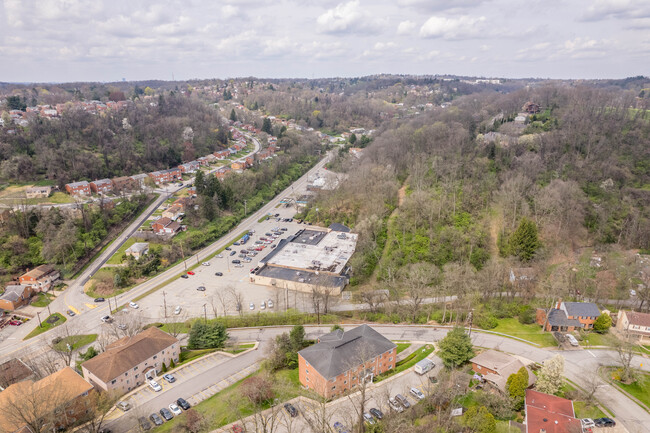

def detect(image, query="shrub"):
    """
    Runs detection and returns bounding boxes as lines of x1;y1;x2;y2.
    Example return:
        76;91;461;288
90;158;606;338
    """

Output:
518;306;536;324
475;314;499;330
161;362;167;373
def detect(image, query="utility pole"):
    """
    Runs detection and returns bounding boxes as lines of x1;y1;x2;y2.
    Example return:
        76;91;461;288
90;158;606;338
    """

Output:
47;304;52;317
203;304;207;323
162;291;167;318
107;297;112;313
244;199;247;216
36;311;42;328
180;242;187;271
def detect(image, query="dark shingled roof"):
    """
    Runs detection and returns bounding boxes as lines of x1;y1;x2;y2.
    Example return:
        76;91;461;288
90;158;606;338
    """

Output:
298;325;395;380
329;223;351;233
547;309;582;328
562;302;600;318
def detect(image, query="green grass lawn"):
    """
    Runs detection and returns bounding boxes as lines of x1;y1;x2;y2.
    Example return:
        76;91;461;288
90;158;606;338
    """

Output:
106;238;136;265
24;313;66;340
579;332;620;347
53;334;97;351
396;343;412;354
153;368;309;433
496;421;521;433
25;191;75;205
615;371;650;408
30;292;55;307
573;401;606;419
490;318;557;347
258;214;270;223
376;344;435;382
177;348;219;366
223;343;256;354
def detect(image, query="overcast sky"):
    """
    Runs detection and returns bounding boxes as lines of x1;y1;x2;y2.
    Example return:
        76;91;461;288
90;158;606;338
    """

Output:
0;0;648;83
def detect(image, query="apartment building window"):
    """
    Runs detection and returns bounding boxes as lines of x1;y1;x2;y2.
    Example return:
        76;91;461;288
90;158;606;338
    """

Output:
344;380;347;384
332;386;336;390
306;378;310;382
135;374;139;378
134;366;138;371
389;357;393;362
154;355;158;360
306;369;309;374
111;379;116;385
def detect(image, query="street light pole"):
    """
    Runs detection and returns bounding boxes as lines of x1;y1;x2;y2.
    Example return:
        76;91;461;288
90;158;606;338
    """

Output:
36;311;42;328
203;304;207;323
162;291;167;318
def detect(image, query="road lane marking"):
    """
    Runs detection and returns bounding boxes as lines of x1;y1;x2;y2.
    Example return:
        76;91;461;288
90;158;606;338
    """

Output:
68;305;80;314
85;303;98;309
587;350;596;358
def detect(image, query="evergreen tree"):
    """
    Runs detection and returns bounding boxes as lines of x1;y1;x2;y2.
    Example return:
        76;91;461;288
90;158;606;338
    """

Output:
506;367;528;410
593;313;612;334
438;326;474;368
169;358;176;369
161;362;168;373
262;118;272;134
349;133;357;145
188;321;228;349
465;406;496;433
194;170;205;195
289;325;306;352
509;217;540;262
230;109;237;122
223;89;232;100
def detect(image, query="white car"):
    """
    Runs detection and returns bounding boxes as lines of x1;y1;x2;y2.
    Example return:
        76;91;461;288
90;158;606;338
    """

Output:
410;387;425;400
101;315;112;323
201;262;210;266
267;300;274;308
249;302;255;310
149;380;162;392
217;254;223;258
169;403;182;416
260;301;266;310
174;306;182;315
129;301;139;309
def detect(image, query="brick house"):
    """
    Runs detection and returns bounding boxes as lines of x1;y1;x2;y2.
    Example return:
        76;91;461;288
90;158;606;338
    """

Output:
148;168;181;185
214;150;230;159
178;161;200;173
0;367;94;433
162;204;183;221
125;243;149;260
89;178;113;194
111;176;135;192
130;173;148;188
298;325;396;399
81;327;179;393
231;161;246;172
65;181;91;196
470;349;535;393
616;310;650;344
0;359;35;390
245;156;254;167
19;265;60;291
151;217;181;235
536;301;601;332
215;167;232;179
524;389;581;433
172;197;192;211
0;285;34;311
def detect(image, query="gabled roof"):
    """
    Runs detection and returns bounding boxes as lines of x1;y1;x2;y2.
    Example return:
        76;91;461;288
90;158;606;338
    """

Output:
562;302;600;318
21;265;56;280
0;358;33;388
624;310;650;327
153;217;172;227
66;180;89;187
546;309;582;328
525;389;580;433
328;223;351;233
91;178;112;186
82;327;177;383
471;350;535;391
298;325;395;380
0;285;31;302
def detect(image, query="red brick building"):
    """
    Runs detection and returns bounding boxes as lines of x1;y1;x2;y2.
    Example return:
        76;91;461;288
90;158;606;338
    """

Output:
111;176;135;192
537;301;601;332
65;181;91;196
19;264;60;291
524;389;581;433
151;217;181;235
298;325;396;399
89;178;113;194
0;285;34;311
148;168;182;185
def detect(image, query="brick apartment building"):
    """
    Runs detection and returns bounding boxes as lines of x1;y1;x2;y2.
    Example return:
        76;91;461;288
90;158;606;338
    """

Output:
148;168;182;185
536;301;601;332
65;180;91;196
298;325;396;399
111;176;136;192
82;327;179;393
19;264;60;291
89;178;113;194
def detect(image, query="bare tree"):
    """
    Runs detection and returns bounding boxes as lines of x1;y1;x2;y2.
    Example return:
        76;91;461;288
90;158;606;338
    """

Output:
0;377;65;433
96;327;115;353
48;324;83;367
77;390;120;433
401;263;441;322
343;342;382;433
23;349;61;380
615;335;636;383
209;295;220;318
215;290;231;316
227;286;245;317
164;310;189;338
356;288;388;314
112;311;145;338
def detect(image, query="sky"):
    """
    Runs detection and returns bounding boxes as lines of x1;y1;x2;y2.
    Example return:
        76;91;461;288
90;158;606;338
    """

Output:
0;0;648;83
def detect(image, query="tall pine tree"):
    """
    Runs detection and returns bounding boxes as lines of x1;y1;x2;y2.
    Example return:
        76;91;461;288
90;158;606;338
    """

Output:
508;217;540;262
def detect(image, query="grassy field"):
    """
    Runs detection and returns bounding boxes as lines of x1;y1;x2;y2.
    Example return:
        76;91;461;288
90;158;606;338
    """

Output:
616;372;650;409
579;332;620;347
490;318;557;347
152;368;308;433
573;401;606;419
53;334;97;351
106;238;137;265
31;292;55;307
396;343;412;354
24;313;67;340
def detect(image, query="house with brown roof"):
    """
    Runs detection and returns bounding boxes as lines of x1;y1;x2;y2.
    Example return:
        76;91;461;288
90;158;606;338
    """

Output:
0;367;94;433
162;204;183;221
616;310;650;344
81;327;179;393
89;178;113;194
0;358;35;390
151;217;181;236
524;389;581;433
0;285;34;311
25;186;52;199
18;264;60;291
470;349;535;393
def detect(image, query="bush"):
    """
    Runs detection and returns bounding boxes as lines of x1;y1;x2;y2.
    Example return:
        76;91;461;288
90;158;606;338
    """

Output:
518;306;536;324
475;314;499;330
593;313;612;334
161;362;167;373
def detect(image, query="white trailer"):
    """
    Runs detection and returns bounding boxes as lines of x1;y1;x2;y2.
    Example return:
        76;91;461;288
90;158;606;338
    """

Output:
414;358;435;375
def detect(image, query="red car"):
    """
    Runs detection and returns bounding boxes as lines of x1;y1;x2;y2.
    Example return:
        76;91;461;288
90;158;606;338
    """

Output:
255;247;263;251
9;320;22;326
187;271;195;275
231;425;243;433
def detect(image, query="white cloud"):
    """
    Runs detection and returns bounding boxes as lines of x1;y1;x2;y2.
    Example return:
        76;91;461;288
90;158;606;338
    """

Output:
582;0;650;21
316;1;381;34
398;0;489;12
222;5;240;19
419;15;486;39
397;20;417;35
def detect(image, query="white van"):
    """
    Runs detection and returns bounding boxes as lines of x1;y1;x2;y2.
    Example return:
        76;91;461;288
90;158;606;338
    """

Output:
414;358;435;375
566;334;579;347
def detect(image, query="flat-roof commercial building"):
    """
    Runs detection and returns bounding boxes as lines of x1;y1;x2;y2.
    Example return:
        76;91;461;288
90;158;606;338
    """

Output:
251;225;357;295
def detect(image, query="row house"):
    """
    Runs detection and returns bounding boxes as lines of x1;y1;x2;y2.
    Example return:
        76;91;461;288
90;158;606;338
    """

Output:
130;173;148;188
82;327;179;393
19;264;61;291
89;178;113;194
111;176;136;192
179;161;200;174
298;325;396;399
214;150;230;159
148;168;182;185
197;155;215;165
215;166;232;179
151;217;181;235
65;180;91;196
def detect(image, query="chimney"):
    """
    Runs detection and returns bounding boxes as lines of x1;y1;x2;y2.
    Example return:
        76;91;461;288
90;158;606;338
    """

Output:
556;299;562;310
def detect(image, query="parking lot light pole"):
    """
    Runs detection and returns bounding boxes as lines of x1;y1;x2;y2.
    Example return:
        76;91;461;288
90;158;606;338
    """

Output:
203;304;207;323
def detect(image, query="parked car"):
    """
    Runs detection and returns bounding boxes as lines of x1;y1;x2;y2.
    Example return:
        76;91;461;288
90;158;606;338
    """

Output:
225;247;232;250
369;408;384;419
363;413;375;424
174;306;182;315
181;274;189;279
177;398;191;410
271;244;277;249
201;262;211;266
159;407;174;421
268;300;274;308
149;380;162;392
410;387;425;400
581;419;596;429
566;334;579;347
388;397;403;412
129;301;139;309
260;301;266;310
230;251;237;256
249;302;255;310
138;417;152;431
169;403;182;416
94;297;105;302
217;254;224;258
232;259;241;264
215;272;223;276
197;286;206;291
116;401;131;411
395;394;411;408
101;315;112;323
163;374;176;383
594;418;616;427
333;422;349;433
66;310;75;316
187;271;195;275
233;241;240;245
117;323;127;330
8;320;22;326
231;425;244;433
149;413;164;426
281;227;288;231
284;403;298;417
235;263;244;268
